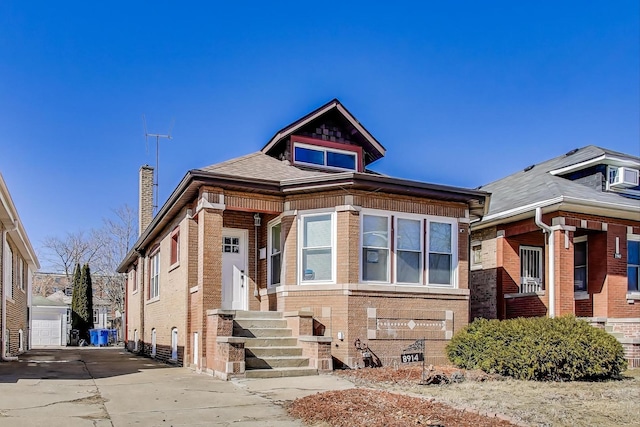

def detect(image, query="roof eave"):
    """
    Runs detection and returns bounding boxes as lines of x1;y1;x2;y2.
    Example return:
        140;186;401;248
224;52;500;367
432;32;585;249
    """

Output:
472;196;640;230
117;170;282;273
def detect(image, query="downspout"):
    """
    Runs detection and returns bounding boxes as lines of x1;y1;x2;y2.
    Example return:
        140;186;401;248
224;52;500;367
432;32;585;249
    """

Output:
2;224;19;361
534;207;555;318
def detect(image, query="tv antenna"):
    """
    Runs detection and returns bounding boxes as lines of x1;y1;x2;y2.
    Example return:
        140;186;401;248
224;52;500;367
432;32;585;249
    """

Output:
143;114;174;214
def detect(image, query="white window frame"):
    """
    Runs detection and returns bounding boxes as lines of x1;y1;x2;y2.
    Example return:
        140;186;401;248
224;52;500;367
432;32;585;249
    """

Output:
470;241;482;271
298;210;336;284
361;212;391;283
4;242;13;301
267;219;282;287
149;249;160;299
171;328;178;361
17;258;24;291
426;217;458;287
170;227;180;267
520;245;543;293
395;215;424;284
358;209;458;287
151;328;157;357
93;309;99;325
628;234;640;293
293;142;359;172
573;236;588;294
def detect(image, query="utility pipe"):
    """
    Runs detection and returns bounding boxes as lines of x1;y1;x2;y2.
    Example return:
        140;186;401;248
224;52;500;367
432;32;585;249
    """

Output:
2;225;19;361
534;207;555;318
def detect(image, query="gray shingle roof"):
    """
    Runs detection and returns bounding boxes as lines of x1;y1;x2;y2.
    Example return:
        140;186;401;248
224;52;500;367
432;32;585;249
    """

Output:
479;145;640;218
198;152;333;182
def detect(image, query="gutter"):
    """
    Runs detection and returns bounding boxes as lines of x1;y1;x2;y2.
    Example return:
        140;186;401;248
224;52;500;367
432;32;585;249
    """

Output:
534;207;555;318
475;195;640;230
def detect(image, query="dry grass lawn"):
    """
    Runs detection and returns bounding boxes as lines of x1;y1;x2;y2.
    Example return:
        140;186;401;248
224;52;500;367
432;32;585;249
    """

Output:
327;366;640;427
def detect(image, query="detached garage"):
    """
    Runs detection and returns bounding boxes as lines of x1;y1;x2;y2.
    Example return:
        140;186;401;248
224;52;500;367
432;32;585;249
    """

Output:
31;296;67;348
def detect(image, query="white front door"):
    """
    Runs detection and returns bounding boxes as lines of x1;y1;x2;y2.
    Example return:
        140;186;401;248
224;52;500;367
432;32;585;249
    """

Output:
221;228;248;310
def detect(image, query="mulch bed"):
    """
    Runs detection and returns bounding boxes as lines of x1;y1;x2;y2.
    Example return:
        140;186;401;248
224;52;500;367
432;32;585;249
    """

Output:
287;366;517;426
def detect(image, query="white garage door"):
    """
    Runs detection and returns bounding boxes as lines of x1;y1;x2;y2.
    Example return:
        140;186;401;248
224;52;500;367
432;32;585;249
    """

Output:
32;318;62;347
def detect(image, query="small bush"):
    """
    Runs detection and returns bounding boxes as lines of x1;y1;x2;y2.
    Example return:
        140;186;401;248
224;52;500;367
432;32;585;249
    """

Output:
446;316;627;381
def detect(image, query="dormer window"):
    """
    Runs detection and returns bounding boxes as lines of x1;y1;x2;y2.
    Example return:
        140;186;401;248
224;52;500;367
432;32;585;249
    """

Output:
291;135;361;172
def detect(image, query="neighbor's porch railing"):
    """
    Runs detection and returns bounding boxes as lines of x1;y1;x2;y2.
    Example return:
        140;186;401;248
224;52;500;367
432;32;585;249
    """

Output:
520;279;542;294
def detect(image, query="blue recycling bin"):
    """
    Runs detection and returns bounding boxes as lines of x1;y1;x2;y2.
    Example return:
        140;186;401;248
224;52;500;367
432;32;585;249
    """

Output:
98;329;109;346
89;329;98;346
108;329;118;344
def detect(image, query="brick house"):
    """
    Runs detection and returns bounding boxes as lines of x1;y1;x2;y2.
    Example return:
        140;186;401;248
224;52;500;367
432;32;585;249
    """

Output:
1;172;40;359
118;99;489;377
469;146;640;365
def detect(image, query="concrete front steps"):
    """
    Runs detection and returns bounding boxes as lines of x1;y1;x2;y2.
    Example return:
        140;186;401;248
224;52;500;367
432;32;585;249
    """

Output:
233;311;318;379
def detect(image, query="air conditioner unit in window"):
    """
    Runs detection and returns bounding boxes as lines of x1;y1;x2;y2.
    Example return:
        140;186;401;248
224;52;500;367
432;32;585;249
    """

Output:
609;167;640;188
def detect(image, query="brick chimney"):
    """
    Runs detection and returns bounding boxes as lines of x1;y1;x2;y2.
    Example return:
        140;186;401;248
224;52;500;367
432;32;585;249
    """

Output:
139;165;154;236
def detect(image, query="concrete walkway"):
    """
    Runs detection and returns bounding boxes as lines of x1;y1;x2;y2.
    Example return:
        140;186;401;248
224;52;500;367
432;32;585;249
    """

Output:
0;347;355;426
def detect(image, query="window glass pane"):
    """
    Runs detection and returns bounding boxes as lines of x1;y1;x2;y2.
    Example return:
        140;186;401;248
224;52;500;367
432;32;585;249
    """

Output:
362;248;389;281
472;245;482;264
574;266;587;292
302;248;332;281
327;151;356;170
271;223;281;252
304;215;332;247
429;253;451;284
397;251;421;283
629;241;640;264
574;241;587;265
295;146;324;165
363;215;388;248
271;253;281;285
429;222;451;253
397;219;421;251
629;267;639;292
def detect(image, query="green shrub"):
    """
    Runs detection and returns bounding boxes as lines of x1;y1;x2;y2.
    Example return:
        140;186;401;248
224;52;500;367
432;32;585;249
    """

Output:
446;316;627;381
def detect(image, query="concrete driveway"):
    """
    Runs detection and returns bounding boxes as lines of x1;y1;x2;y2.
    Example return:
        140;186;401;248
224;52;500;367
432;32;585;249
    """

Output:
0;347;354;426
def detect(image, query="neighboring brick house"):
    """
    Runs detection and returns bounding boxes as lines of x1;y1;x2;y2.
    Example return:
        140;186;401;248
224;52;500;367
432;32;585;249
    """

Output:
118;99;489;375
469;146;640;365
1;172;40;359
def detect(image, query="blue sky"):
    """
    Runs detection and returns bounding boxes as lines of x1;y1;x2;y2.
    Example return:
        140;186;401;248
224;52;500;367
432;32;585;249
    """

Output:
1;1;638;269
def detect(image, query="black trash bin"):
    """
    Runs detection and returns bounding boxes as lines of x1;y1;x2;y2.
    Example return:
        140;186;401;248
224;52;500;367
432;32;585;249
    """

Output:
69;329;80;346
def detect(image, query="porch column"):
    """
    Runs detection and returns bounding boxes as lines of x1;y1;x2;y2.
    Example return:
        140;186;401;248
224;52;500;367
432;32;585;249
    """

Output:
552;227;575;316
196;205;224;369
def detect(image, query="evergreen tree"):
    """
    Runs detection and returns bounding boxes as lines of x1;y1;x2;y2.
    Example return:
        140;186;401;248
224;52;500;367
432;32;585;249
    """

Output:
70;263;82;332
83;264;95;330
71;263;95;342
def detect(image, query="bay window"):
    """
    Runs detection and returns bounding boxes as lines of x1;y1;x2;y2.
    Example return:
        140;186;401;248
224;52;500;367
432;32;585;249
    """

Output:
362;214;390;282
428;221;453;285
301;213;334;282
396;218;422;283
360;210;457;287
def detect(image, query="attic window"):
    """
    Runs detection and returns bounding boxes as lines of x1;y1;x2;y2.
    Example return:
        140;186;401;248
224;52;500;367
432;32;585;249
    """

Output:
290;135;361;172
294;142;357;171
